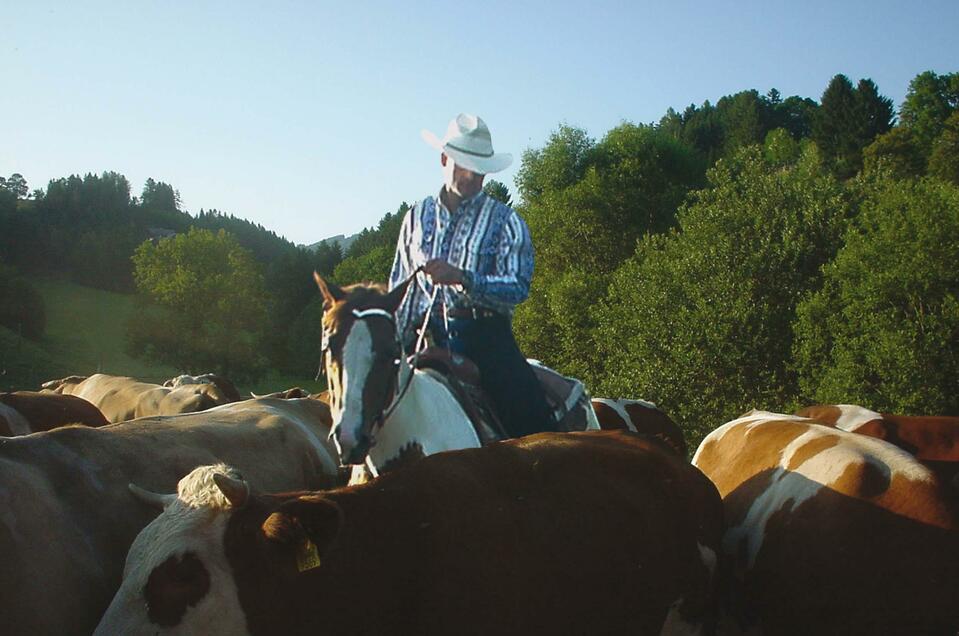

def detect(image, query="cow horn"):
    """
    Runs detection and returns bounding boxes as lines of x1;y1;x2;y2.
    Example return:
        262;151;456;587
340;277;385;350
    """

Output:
213;473;250;508
250;391;263;399
128;483;177;509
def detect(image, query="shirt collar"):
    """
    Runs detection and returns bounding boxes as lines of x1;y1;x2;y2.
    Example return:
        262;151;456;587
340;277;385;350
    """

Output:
437;188;485;215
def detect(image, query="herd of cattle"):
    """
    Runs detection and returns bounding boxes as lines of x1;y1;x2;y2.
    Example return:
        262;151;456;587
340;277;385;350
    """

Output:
0;374;956;634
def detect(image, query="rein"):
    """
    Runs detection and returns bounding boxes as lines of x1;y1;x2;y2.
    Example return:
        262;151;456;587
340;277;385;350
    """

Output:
320;267;440;441
355;280;439;427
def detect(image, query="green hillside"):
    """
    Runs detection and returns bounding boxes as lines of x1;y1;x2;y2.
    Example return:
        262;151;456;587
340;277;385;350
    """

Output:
0;276;325;395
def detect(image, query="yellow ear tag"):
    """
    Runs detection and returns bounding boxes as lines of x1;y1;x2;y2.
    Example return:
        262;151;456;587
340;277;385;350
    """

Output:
296;539;322;572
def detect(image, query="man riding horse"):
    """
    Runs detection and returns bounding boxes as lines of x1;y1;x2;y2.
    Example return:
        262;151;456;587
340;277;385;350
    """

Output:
389;113;555;439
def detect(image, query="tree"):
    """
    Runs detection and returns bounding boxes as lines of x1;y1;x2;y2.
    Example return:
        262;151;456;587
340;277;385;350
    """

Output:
515;125;594;203
513;123;705;377
141;178;179;212
928;111;959;185
794;176;959;414
658;101;725;164
813;75;894;179
333;244;394;285
773;95;819;139
862;127;926;180
0;264;46;340
332;202;407;285
899;71;959;155
716;90;770;156
483;180;512;206
129;228;270;380
594;144;849;445
2;173;28;199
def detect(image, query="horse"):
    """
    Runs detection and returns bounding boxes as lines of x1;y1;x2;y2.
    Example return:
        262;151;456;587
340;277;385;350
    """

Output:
313;273;597;474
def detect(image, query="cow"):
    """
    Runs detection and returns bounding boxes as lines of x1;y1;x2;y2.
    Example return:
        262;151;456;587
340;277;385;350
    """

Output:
41;372;237;422
164;373;243;403
591;397;687;457
0;390;109;435
250;387;328;401
0;397;340;636
693;410;959;635
95;430;724;636
796;404;959;489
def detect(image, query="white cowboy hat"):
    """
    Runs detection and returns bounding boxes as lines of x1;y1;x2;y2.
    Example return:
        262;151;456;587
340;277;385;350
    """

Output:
421;113;513;174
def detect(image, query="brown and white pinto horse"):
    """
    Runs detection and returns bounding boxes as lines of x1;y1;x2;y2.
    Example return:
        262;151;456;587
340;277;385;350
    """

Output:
314;274;596;473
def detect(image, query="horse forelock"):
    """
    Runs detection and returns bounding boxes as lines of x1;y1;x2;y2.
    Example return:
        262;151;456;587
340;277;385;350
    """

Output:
323;284;392;337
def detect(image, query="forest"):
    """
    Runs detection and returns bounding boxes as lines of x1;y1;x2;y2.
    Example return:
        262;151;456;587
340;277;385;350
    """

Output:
2;70;957;444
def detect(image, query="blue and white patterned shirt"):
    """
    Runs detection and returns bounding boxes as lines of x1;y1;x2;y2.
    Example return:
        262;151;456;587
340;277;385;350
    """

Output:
389;189;535;337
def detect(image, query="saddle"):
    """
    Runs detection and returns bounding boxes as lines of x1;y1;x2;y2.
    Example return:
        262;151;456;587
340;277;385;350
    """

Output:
411;347;597;444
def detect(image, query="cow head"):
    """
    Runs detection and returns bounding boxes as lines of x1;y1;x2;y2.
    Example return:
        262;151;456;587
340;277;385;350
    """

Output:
95;464;343;636
314;272;409;465
95;465;252;635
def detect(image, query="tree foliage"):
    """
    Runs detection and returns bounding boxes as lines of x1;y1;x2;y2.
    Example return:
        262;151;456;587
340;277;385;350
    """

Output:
899;71;959;155
928;111;959;185
514;123;706;377
0;173;28;199
813;75;894;179
0;263;46;340
332;203;407;285
594;144;849;444
793;176;959;413
129;228;269;380
483;179;512;206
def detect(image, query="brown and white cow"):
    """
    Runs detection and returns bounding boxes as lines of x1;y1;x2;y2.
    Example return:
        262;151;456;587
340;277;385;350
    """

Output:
0;390;108;435
796;404;959;489
0;398;340;636
96;430;724;636
592;397;688;457
41;372;237;422
693;410;959;635
164;373;243;403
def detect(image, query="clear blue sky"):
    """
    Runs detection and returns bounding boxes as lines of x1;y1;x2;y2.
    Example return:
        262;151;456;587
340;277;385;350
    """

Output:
3;1;957;245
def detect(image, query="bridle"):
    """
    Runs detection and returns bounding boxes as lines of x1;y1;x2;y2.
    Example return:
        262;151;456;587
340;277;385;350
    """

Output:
320;275;439;448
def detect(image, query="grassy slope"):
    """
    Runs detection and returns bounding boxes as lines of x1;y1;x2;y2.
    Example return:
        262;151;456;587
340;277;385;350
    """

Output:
1;277;325;395
33;278;179;383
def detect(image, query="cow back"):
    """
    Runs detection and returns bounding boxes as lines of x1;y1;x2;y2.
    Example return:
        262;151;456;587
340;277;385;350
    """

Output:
225;430;724;636
0;391;109;434
0;398;339;635
694;411;959;635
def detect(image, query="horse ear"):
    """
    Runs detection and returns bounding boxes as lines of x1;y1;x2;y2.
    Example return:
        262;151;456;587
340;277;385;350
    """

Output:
262;495;343;561
383;277;411;313
314;272;345;309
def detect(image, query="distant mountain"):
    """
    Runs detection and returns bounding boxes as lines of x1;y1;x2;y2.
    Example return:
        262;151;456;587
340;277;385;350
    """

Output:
304;232;359;252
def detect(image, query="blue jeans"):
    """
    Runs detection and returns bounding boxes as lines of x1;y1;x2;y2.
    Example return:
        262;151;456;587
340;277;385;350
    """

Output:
432;315;556;438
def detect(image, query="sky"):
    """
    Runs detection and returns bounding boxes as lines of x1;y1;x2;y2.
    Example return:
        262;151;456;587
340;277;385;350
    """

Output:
3;1;957;246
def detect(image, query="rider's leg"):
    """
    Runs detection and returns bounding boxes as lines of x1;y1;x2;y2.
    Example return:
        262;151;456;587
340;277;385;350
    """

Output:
447;315;556;438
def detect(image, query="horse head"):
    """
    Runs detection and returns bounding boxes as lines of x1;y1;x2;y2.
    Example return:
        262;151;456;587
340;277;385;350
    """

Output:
314;273;410;465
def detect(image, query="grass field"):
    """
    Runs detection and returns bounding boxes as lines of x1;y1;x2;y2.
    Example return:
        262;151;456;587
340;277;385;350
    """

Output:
0;276;325;395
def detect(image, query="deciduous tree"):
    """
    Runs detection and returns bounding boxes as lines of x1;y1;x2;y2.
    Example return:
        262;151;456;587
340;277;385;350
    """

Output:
794;176;959;413
129;228;269;380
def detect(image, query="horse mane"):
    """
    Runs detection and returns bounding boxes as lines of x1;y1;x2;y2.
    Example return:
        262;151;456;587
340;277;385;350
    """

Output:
340;282;391;311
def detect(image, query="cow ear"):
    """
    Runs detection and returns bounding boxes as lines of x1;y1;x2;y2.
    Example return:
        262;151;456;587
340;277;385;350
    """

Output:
314;272;345;309
383;277;411;313
262;495;343;558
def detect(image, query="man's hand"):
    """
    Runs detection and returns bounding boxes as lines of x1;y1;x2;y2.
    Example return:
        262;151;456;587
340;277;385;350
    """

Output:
423;259;465;285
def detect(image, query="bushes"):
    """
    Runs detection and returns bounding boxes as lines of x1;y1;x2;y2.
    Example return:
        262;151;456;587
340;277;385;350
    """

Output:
794;176;959;413
592;144;849;444
0;264;46;341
